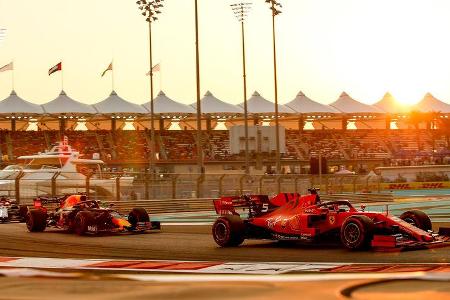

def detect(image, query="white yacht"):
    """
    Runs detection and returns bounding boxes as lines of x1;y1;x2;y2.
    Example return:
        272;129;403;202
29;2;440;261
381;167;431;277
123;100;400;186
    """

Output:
0;139;134;199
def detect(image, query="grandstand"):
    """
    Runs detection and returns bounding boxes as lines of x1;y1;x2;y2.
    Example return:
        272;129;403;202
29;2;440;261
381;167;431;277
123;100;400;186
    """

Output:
0;89;449;174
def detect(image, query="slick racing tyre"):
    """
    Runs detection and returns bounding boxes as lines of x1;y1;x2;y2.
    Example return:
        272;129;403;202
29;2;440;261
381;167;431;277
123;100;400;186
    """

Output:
18;205;29;222
212;215;245;247
400;210;432;231
74;211;94;236
128;208;150;232
340;215;374;250
26;209;47;232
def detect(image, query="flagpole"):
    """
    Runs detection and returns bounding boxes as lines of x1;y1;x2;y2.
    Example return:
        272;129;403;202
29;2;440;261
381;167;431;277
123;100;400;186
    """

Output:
11;60;14;91
112;60;115;92
159;62;162;92
61;62;64;92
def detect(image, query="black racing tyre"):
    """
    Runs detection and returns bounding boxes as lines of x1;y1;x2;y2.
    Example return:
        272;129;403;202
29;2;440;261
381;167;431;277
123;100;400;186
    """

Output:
128;208;150;232
26;209;47;232
340;215;374;250
18;205;29;222
212;215;245;247
74;211;94;236
400;210;432;231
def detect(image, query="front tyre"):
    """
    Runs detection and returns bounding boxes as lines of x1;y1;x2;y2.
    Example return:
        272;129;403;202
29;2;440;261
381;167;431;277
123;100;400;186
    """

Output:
74;211;94;236
400;210;432;231
128;208;150;232
26;210;47;232
212;215;245;247
340;215;374;250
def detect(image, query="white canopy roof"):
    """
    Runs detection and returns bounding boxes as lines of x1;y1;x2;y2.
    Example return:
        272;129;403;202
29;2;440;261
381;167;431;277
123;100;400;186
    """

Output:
145;91;195;114
94;91;147;114
42;91;97;114
195;91;243;114
285;91;338;114
330;92;384;114
244;91;294;114
413;93;450;113
373;92;410;114
0;90;44;114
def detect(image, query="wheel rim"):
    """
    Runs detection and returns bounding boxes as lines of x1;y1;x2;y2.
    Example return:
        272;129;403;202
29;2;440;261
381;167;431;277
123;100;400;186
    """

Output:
344;222;361;244
214;222;228;241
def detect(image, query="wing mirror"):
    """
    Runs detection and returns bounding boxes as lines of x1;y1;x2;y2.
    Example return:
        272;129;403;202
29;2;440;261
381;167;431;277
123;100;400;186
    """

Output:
360;205;366;212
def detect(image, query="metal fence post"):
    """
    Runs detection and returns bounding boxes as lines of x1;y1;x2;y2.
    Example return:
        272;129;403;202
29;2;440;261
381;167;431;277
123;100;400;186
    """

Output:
196;174;204;198
218;174;226;196
144;172;150;200
277;175;283;193
171;174;179;199
14;171;25;204
51;172;61;197
85;173;92;198
115;175;122;201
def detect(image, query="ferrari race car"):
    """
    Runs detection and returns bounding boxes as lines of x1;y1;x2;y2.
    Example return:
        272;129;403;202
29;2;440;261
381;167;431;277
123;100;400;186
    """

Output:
26;194;160;235
212;188;450;250
0;196;28;223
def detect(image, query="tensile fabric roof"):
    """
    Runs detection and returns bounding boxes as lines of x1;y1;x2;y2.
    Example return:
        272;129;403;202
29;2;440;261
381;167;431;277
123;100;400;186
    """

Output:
413;93;450;113
146;91;195;114
0;90;44;114
245;91;294;114
330;92;384;114
94;91;147;114
42;90;97;114
195;91;243;114
285;91;338;114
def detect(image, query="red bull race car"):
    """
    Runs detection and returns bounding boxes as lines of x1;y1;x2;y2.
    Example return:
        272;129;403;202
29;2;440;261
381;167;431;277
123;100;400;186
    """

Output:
212;188;450;250
26;194;160;235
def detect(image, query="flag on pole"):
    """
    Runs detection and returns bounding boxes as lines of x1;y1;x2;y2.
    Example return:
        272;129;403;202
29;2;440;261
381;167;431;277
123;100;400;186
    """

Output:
0;62;13;72
101;62;113;77
48;62;62;76
146;63;160;76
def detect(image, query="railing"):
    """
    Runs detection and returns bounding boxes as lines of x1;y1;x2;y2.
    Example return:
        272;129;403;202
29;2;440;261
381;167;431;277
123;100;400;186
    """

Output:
0;170;385;204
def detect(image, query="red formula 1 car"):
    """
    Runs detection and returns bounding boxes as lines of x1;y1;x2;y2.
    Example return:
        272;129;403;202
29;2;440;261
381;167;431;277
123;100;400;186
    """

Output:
212;188;450;250
26;194;160;235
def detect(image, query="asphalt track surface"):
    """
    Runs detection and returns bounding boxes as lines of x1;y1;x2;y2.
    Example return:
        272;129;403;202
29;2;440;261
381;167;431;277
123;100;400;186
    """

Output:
0;222;448;264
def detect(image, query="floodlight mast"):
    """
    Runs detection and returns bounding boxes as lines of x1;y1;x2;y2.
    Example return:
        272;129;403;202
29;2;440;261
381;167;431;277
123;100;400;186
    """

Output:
264;0;282;174
137;0;164;189
231;2;252;174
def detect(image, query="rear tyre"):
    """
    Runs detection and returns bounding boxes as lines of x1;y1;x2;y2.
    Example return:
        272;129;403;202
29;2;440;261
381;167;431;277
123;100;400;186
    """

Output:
400;210;432;231
26;210;47;232
18;205;29;222
212;215;245;247
128;208;150;232
74;211;94;236
340;215;374;250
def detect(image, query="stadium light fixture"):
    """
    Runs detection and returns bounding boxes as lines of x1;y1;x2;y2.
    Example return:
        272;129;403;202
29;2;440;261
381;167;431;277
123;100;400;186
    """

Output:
263;0;282;174
230;2;252;175
136;0;165;176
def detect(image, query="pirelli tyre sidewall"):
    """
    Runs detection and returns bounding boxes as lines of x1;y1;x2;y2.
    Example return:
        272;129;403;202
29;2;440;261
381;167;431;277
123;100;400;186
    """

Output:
340;215;374;250
26;209;47;232
74;211;94;236
212;215;245;247
128;208;150;232
400;210;432;232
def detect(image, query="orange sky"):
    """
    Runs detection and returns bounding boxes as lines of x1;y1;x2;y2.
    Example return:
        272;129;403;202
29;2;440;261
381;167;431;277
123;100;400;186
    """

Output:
0;0;450;106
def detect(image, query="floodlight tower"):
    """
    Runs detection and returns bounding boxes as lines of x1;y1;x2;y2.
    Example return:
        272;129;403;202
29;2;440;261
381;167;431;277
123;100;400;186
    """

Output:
136;0;164;175
231;2;252;174
263;0;282;174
